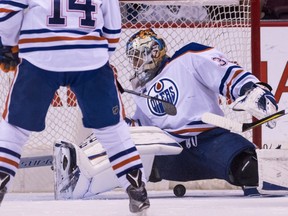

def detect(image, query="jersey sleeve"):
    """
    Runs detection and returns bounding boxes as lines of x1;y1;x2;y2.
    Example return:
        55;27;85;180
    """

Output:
101;0;121;57
0;0;28;46
191;47;259;103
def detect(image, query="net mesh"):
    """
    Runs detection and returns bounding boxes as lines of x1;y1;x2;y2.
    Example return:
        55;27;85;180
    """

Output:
0;0;254;192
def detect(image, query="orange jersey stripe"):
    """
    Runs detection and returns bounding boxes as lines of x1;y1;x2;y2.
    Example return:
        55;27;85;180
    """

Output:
171;127;213;135
106;38;120;44
18;35;107;44
225;69;244;103
18;36;119;44
112;155;141;170
0;9;14;12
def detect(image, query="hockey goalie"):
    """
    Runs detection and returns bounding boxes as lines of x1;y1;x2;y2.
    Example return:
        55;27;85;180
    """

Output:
53;28;288;199
53;125;288;200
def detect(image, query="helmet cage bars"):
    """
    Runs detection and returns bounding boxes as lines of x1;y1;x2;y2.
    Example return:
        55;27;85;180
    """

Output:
126;29;167;85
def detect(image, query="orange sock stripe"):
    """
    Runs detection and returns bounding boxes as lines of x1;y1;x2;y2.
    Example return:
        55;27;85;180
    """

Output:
0;157;19;168
112;155;140;170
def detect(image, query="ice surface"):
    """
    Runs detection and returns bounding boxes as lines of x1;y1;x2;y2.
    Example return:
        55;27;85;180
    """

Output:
0;190;287;216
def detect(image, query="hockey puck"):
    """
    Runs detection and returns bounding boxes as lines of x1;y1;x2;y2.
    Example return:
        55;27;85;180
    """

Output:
173;184;186;197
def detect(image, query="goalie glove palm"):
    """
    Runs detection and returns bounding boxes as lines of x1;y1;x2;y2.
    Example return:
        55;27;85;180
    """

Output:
231;82;278;129
0;41;19;73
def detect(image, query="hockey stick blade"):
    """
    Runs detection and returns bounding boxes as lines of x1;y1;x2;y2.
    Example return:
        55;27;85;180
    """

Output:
19;155;53;169
241;109;287;132
202;109;288;132
201;112;243;132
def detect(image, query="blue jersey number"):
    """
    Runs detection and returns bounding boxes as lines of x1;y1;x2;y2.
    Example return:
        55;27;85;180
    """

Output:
212;57;227;66
48;0;96;27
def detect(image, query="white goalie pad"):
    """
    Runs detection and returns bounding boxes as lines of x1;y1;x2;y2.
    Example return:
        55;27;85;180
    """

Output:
257;149;288;196
53;141;82;200
53;126;182;199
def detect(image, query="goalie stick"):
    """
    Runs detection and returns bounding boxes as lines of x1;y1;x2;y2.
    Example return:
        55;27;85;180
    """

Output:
116;80;177;116
201;109;288;133
19;155;53;169
18;134;97;169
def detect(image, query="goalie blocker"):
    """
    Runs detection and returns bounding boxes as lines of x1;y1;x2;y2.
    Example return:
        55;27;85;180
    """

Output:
53;127;288;199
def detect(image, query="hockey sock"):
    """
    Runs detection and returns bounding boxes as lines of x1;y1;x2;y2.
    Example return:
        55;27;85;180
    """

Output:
92;121;146;189
0;120;30;189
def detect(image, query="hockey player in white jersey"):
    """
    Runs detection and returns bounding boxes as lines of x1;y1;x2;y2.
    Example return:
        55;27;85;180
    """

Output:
52;29;288;199
124;29;277;191
0;1;149;213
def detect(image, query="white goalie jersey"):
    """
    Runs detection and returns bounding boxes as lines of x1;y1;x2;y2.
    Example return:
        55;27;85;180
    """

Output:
131;42;260;142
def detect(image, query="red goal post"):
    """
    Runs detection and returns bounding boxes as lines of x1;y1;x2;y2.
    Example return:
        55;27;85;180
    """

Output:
0;0;261;192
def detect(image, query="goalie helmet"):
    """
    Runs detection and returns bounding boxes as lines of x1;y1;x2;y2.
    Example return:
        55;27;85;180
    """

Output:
126;29;167;86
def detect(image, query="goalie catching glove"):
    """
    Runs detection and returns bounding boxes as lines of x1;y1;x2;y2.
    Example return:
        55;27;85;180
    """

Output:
231;81;278;129
0;40;20;73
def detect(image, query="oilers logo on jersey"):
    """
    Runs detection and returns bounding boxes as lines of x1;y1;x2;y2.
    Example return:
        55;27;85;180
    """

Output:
147;78;178;116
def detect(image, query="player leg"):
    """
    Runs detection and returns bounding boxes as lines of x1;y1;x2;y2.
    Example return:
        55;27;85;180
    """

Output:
151;128;258;187
70;62;149;213
194;128;288;196
229;149;258;187
196;128;258;187
193;128;288;196
0;121;31;204
230;147;288;196
228;148;260;196
0;59;59;204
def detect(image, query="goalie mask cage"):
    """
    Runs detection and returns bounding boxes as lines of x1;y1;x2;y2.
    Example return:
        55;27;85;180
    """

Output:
0;0;260;193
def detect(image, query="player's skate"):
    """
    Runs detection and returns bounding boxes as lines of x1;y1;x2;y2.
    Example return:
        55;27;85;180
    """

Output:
0;172;10;205
53;141;80;199
126;169;150;213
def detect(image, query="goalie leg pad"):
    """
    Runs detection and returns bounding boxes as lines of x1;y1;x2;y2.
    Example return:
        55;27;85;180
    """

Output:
54;126;182;199
229;150;258;186
257;149;288;195
53;141;91;200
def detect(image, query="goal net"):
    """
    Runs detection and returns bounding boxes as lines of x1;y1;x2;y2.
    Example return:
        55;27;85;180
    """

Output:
0;0;258;192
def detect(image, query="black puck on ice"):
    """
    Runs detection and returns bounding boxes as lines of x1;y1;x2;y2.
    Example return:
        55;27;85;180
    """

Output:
173;184;186;197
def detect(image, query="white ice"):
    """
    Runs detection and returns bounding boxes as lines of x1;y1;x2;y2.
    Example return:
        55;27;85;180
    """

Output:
1;190;287;216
